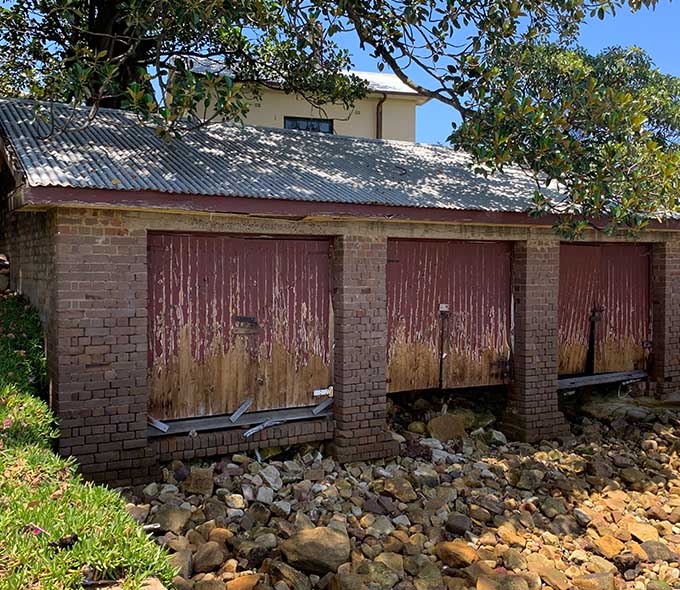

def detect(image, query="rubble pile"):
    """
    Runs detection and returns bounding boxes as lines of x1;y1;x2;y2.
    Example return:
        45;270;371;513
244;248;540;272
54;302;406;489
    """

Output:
123;394;680;590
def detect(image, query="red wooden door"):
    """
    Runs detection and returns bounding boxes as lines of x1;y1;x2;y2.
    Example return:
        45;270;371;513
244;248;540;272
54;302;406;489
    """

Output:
148;233;332;420
558;243;650;375
386;239;512;393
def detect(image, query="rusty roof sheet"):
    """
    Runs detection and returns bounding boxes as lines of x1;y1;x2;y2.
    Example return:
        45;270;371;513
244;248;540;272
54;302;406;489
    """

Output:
0;99;548;212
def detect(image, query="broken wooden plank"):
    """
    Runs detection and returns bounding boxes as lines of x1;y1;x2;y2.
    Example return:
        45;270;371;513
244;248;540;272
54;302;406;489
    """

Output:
148;415;169;433
243;419;283;438
312;397;334;415
557;370;646;390
229;397;254;423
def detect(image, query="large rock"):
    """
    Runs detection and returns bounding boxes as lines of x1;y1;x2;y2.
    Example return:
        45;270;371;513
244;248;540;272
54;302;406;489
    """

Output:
593;535;625;559
572;573;615;590
330;574;368;590
183;465;214;496
476;574;529;590
436;540;478;568
151;505;191;534
267;560;312;590
384;477;417;503
225;574;261;590
169;549;193;579
193;541;225;573
427;415;466;442
280;527;350;574
525;554;569;590
640;540;678;562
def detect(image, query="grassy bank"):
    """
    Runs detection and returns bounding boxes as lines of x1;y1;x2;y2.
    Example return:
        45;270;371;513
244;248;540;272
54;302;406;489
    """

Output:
0;291;174;590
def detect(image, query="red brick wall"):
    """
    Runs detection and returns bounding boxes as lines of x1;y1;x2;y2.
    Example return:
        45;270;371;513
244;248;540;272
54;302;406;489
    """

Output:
503;238;569;441
10;204;680;482
651;241;680;396
49;208;155;483
3;210;55;323
330;235;398;463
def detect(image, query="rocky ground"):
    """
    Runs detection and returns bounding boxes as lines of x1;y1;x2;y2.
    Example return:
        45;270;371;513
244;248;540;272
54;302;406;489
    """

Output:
123;391;680;590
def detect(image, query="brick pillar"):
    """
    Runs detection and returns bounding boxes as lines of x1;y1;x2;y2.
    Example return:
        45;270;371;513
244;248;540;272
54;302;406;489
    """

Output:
651;241;680;397
331;235;398;463
502;238;569;442
51;208;156;485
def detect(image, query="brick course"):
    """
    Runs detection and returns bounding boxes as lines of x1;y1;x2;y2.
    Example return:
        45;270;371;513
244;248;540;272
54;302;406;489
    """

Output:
503;238;570;441
651;241;680;396
330;235;398;463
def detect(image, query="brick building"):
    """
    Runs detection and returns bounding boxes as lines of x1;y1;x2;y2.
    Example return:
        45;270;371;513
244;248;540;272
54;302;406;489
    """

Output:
1;99;679;485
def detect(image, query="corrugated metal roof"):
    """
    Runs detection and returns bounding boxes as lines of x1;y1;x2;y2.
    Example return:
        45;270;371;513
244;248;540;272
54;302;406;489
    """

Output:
0;99;546;213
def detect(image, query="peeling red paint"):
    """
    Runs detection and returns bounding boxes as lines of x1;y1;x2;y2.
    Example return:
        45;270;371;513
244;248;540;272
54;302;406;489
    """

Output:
147;233;332;420
558;243;650;375
386;239;512;392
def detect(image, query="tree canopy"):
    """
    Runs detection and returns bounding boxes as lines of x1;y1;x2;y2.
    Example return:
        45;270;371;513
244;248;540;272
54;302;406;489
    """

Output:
0;0;679;233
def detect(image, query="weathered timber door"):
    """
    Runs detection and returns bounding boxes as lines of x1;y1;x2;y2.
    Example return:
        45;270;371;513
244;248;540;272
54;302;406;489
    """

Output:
386;239;512;393
148;233;332;420
558;243;650;376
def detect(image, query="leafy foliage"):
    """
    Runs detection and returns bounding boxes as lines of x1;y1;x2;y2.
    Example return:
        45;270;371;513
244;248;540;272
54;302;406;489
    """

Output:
452;45;680;235
0;0;368;136
0;293;173;589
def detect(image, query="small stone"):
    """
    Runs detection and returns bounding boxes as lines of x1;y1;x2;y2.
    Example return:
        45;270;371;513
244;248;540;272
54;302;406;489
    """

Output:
620;467;645;484
626;520;659;543
141;578;167;590
572;573;615;590
593;535;625;560
446;513;472;536
260;466;283;490
384;477;417;503
169;550;193;579
640;540;678;562
375;552;405;578
330;574;368;590
152;505;191;534
365;515;396;538
476;574;528;590
486;430;508;447
257;486;275;505
193;541;224;573
268;561;312;590
408;422;427;435
573;508;592;527
503;548;527;571
515;469;544;491
126;503;150;524
226;575;261;590
183;466;214;496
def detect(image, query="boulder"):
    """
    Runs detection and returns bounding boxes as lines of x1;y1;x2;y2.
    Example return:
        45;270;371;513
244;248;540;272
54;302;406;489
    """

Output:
427;415;466;442
436;540;478;568
183;465;214;496
151;505;191;534
280;527;350;574
193;541;225;573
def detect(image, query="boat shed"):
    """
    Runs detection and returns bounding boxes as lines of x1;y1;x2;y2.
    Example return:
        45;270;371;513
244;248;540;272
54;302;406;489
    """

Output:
1;99;678;485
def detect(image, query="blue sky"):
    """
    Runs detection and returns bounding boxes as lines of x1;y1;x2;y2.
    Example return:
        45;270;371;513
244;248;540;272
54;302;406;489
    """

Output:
343;1;680;144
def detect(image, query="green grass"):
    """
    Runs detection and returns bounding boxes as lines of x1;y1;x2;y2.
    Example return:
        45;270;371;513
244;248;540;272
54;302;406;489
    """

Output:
0;292;174;589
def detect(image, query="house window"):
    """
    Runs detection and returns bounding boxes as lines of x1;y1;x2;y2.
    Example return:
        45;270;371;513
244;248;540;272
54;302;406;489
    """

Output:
284;116;333;134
